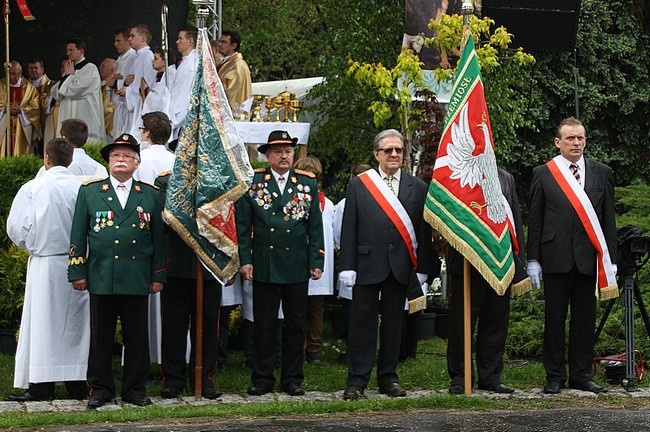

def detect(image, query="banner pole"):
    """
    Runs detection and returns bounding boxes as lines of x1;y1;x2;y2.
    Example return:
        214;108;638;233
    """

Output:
195;258;204;400
4;0;11;157
463;257;472;396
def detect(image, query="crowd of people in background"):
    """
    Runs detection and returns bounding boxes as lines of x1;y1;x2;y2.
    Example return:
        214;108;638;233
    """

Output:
3;22;617;410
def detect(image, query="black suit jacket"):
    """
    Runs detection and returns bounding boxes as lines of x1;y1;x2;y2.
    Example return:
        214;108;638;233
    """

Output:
527;157;617;275
339;168;435;290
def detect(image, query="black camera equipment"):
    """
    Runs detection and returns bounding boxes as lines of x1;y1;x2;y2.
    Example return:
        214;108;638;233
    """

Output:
595;225;650;391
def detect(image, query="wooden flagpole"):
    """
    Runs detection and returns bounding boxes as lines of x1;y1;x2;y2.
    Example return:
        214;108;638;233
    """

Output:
463;257;472;396
4;0;11;157
194;258;204;400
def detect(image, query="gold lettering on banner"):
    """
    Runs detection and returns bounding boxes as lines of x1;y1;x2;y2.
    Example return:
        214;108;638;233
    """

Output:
446;77;473;123
171;189;197;218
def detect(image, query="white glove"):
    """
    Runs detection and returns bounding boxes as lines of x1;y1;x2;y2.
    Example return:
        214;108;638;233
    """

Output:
339;270;357;288
612;264;618;276
527;260;543;289
417;273;428;286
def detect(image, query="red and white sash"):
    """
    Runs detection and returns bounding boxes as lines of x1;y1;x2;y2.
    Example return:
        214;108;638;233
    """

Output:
546;156;618;296
358;170;418;268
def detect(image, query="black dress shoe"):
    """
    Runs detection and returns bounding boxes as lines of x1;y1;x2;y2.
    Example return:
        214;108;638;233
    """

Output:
569;380;608;393
202;387;223;400
543;381;565;394
87;395;106;409
343;385;364;400
160;387;181;399
282;384;305;396
448;384;464;395
378;383;407;397
479;383;516;394
123;394;152;406
8;391;48;402
247;384;273;396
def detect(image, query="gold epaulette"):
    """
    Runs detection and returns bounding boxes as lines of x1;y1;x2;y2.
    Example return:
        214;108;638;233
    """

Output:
82;178;103;186
254;168;267;173
157;170;172;177
137;180;160;190
294;168;316;178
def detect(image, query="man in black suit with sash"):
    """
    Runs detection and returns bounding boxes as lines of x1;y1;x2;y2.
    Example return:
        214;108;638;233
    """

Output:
339;129;435;400
527;117;618;394
236;130;325;397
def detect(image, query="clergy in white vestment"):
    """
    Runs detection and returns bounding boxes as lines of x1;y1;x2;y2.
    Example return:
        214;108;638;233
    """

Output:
129;49;175;141
169;27;198;140
133;111;174;364
7;138;89;402
111;28;137;137
125;25;157;141
54;39;105;143
35;118;108;183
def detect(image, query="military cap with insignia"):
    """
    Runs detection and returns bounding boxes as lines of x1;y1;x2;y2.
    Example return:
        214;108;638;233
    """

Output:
100;133;140;162
257;130;299;154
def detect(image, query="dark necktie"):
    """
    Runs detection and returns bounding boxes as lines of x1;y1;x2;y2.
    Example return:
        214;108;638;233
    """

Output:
385;175;396;195
570;163;580;183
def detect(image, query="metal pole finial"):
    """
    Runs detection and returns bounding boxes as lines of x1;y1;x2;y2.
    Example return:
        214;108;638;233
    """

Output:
193;0;211;30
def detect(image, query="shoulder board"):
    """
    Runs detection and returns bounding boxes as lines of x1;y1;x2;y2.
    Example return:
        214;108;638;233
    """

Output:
82;178;103;186
157;170;172;178
254;168;267;173
294;169;316;179
137;180;160;190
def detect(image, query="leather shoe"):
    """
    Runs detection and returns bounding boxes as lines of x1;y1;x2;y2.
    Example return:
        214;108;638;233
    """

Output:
378;383;407;397
448;384;464;395
122;394;152;406
569;380;608;393
160;387;181;399
87;395;106;409
343;385;364;400
247;384;273;396
543;381;565;394
8;391;48;402
479;383;515;394
202;387;223;400
282;383;305;396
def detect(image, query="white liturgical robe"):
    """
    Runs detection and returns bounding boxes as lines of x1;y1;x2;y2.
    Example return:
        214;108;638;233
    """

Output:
7;166;90;388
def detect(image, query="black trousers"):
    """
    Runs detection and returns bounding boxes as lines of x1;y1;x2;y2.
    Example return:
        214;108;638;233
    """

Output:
543;267;597;384
161;277;221;392
251;280;308;390
87;294;149;401
347;273;406;389
447;271;510;388
27;381;87;400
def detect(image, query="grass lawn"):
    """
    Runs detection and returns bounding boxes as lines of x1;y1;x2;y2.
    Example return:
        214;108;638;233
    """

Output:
0;310;647;430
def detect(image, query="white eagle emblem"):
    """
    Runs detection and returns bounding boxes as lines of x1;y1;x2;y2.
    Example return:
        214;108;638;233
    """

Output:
447;103;505;223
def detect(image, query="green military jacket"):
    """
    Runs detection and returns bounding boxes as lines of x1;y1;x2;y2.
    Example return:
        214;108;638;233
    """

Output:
236;167;325;284
68;177;167;295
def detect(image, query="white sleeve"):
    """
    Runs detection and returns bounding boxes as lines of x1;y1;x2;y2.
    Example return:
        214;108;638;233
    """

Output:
6;183;34;252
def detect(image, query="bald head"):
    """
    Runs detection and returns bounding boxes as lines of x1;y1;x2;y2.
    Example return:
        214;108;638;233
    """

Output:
9;61;23;85
99;58;117;81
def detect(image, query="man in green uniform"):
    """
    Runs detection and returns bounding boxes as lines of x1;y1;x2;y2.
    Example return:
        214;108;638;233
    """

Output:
68;134;166;409
236;130;325;396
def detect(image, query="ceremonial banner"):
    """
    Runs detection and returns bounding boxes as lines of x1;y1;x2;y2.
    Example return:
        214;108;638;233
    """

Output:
163;28;254;281
423;32;514;295
15;0;35;20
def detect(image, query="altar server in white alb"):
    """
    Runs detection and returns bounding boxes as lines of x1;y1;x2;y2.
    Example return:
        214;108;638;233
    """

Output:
53;38;105;142
169;27;198;140
7;138;90;402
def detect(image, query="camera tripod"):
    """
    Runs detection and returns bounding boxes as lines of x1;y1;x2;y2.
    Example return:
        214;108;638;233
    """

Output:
595;265;650;391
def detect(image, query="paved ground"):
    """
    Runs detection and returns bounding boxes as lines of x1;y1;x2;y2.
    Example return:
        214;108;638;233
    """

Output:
1;386;649;414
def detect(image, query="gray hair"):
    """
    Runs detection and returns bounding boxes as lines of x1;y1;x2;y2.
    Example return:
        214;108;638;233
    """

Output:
373;129;404;150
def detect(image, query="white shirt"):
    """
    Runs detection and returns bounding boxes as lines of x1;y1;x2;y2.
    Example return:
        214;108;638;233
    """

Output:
560;155;585;188
271;169;289;194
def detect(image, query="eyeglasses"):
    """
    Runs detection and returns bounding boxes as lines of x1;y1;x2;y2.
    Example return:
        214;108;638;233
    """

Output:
139;126;148;131
109;152;138;161
377;147;404;155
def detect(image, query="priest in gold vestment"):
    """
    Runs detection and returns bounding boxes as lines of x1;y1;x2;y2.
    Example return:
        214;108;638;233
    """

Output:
0;61;41;157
